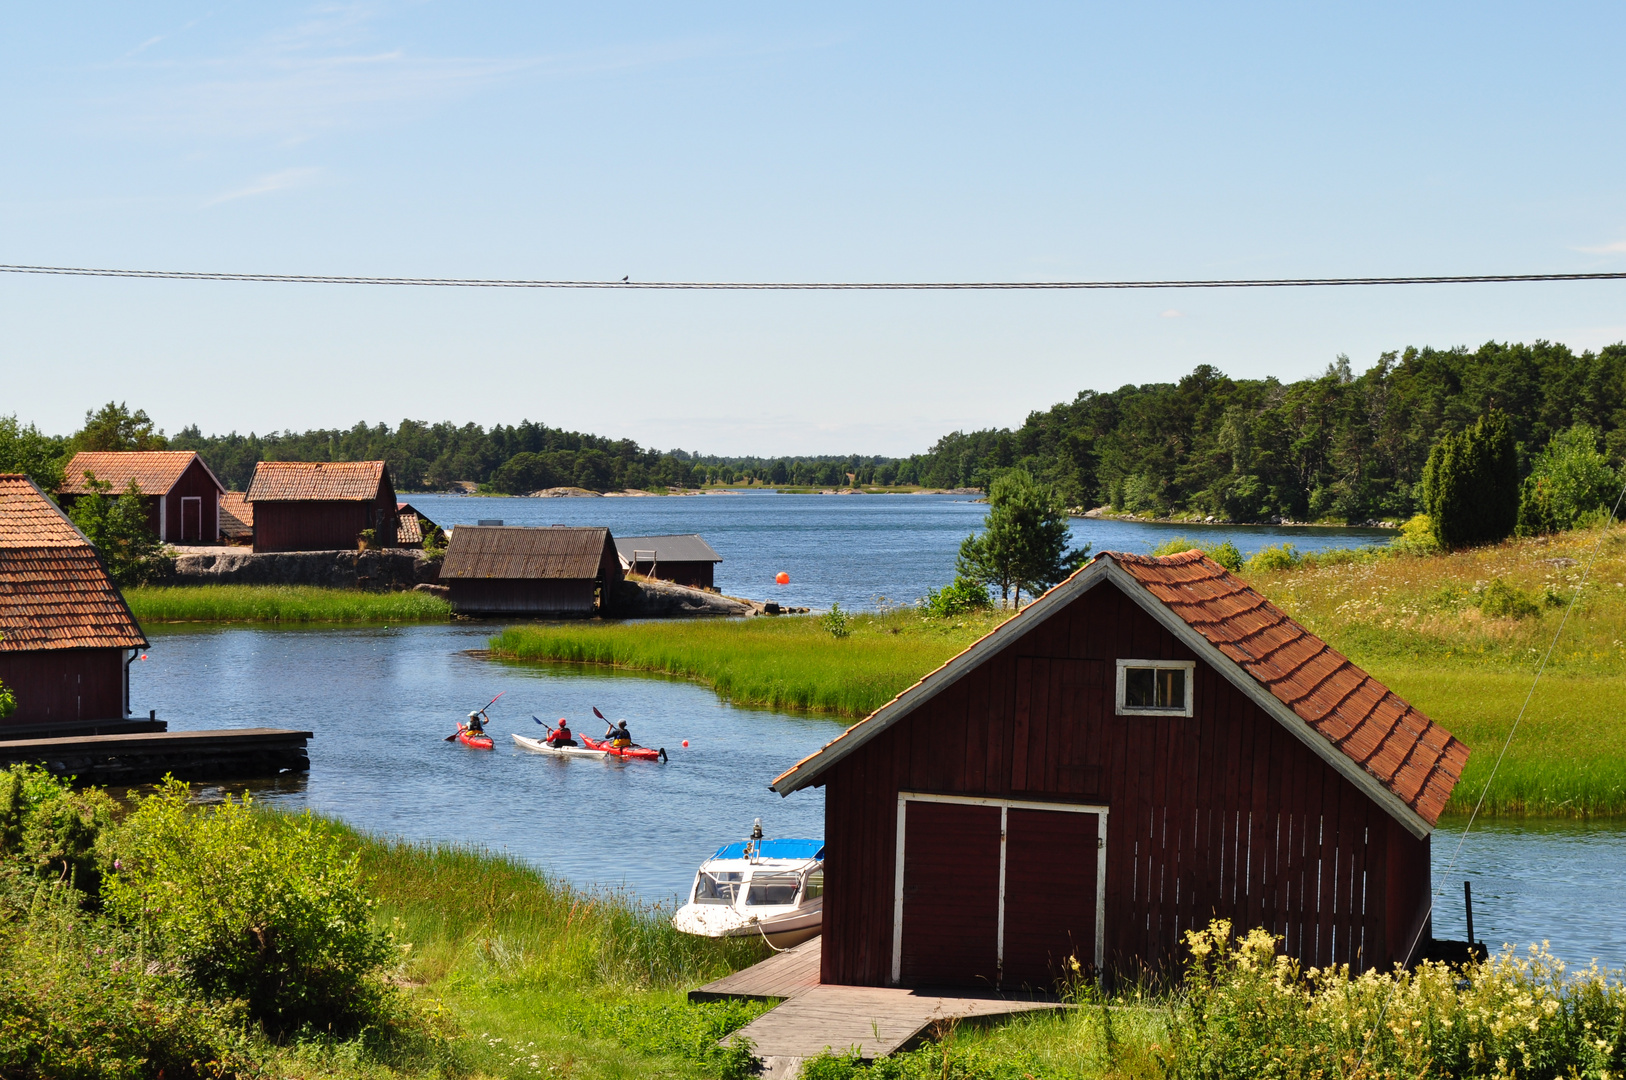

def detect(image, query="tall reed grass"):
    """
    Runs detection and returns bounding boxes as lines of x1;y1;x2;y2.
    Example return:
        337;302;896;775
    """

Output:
125;585;452;623
490;608;1009;716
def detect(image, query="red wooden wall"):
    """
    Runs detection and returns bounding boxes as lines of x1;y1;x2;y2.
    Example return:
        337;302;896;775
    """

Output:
629;559;714;589
445;578;598;616
162;457;221;542
253;495;397;552
818;578;1432;986
0;648;127;727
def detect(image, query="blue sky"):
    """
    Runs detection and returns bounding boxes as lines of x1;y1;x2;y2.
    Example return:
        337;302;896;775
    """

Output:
4;3;1625;455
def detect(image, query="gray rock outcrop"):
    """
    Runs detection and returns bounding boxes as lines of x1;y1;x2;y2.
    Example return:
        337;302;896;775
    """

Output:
168;549;441;591
610;578;755;617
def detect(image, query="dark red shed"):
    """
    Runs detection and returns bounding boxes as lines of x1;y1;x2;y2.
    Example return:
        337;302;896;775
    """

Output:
439;526;622;616
0;474;147;729
60;451;225;544
245;461;397;553
772;550;1469;990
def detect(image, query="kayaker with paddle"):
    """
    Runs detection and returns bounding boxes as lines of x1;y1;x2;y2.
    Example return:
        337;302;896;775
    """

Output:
606;718;633;749
545;718;577;748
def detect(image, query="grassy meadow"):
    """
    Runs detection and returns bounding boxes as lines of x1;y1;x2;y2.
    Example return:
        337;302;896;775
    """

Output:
1251;523;1626;816
125;584;453;623
490;607;1011;716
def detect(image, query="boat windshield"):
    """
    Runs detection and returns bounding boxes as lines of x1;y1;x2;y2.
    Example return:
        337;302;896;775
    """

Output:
802;868;824;901
745;874;801;907
695;871;744;904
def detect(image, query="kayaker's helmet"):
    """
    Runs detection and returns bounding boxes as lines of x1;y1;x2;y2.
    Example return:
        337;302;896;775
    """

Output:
468;711;480;721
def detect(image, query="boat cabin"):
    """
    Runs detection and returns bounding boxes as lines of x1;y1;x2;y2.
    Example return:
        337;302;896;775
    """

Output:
772;550;1469;989
673;836;825;949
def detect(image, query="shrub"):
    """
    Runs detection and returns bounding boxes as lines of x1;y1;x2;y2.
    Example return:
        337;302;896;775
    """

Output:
0;675;12;718
1169;919;1626;1080
1478;578;1541;620
66;476;174;587
821;603;851;638
103;779;396;1036
1245;543;1302;573
1389;513;1443;556
921;574;992;617
1421;410;1519;551
1517;424;1622;536
0;764;116;901
1150;537;1244;572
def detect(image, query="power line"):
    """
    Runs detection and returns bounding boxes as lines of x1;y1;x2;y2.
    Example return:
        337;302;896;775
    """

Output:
3;262;1626;290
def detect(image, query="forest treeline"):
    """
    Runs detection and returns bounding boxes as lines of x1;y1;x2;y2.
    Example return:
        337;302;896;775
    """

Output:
4;339;1622;522
903;340;1626;522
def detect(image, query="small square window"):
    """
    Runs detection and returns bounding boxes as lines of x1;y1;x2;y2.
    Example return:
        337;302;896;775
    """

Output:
1116;660;1194;716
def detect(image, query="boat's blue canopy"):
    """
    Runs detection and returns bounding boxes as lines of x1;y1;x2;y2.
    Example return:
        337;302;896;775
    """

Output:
709;838;824;862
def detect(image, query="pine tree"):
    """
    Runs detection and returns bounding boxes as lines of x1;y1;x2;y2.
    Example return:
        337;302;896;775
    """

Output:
957;470;1090;607
1422;410;1519;550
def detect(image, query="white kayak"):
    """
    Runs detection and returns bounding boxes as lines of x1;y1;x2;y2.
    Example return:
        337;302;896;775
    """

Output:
511;732;608;758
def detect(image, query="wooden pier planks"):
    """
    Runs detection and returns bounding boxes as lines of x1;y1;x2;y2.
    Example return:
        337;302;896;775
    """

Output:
730;984;1064;1063
0;727;314;783
689;936;824;1002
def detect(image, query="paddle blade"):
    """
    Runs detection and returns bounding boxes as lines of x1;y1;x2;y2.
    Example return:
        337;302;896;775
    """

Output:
593;706;607;720
444;733;459;741
534;716;546;725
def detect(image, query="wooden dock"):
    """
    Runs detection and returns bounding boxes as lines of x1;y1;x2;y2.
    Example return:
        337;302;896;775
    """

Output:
695;938;1068;1078
0;728;313;784
690;936;824;1002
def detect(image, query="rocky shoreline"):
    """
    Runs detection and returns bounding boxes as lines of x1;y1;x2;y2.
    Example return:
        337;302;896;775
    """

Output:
1077;506;1401;530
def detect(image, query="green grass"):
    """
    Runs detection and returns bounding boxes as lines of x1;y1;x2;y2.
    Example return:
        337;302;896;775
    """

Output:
1250;522;1626;816
124;585;452;623
490;608;1011;716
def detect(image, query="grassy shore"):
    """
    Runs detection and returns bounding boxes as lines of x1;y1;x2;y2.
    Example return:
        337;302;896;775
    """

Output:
1251;523;1626;816
490;608;1010;716
125;584;452;623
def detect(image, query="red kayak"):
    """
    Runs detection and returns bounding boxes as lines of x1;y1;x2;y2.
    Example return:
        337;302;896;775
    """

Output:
456;724;495;750
581;734;666;762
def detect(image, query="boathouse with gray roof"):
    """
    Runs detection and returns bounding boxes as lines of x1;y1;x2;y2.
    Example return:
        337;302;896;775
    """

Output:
613;533;722;589
772;550;1468;989
439;525;621;616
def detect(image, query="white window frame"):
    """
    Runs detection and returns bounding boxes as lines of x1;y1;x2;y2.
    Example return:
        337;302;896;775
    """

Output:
1114;658;1195;717
891;791;1108;986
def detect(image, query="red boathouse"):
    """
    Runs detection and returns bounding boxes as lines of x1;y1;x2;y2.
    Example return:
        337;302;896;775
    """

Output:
772;550;1468;988
59;450;226;544
0;474;148;729
245;461;398;553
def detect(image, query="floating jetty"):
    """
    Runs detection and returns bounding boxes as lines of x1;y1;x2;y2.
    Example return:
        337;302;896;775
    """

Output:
0;725;313;784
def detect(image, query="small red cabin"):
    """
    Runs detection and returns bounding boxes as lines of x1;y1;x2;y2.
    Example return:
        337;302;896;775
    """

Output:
772;551;1468;988
59;451;225;544
0;474;148;729
245;461;397;553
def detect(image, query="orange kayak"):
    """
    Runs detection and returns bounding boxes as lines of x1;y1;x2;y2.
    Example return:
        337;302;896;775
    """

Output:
581;734;666;761
456;724;494;750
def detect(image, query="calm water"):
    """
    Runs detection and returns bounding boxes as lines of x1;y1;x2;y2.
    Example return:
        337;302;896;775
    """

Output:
408;491;1392;612
127;497;1626;966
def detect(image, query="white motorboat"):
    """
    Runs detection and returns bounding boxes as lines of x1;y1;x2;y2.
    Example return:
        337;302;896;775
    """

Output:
511;732;607;758
671;821;824;949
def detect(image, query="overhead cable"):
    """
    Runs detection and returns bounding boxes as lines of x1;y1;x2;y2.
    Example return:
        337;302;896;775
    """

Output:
2;262;1626;290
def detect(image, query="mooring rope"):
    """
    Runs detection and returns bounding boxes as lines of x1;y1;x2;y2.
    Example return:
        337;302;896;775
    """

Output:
1359;480;1626;1064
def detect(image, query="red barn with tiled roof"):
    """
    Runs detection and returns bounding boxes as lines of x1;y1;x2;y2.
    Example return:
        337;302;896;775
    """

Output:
60;450;225;544
245;461;397;553
0;474;147;728
772;550;1467;988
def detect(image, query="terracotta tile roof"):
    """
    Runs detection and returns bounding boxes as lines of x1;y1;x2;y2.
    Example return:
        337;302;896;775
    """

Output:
60;451;219;496
219;492;253;537
396;503;423;546
1105;550;1468;826
246;461;388;502
440;526;614;580
0;475;146;651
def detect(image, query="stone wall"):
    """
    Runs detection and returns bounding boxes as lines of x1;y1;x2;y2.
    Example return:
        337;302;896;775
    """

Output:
168;549;440;591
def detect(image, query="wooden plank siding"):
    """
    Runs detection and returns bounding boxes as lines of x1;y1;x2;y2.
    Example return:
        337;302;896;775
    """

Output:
252;498;396;553
818;578;1428;988
0;648;128;727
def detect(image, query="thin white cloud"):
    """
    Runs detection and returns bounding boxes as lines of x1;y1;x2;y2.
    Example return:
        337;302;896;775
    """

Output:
1160;309;1184;319
207;167;323;205
1575;240;1626;254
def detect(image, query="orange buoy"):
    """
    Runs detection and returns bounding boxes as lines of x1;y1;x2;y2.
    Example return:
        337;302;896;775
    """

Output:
682;740;690;747
775;571;790;585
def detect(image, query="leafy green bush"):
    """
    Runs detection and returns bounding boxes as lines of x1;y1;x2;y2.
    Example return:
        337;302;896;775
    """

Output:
1169;919;1626;1080
1245;543;1302;573
821;602;851;638
1478;578;1541;620
1389;513;1444;556
65;476;174;587
1518;424;1623;537
0;764;116;901
1150;537;1244;572
103;779;396;1036
921;574;992;617
0;675;12;718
